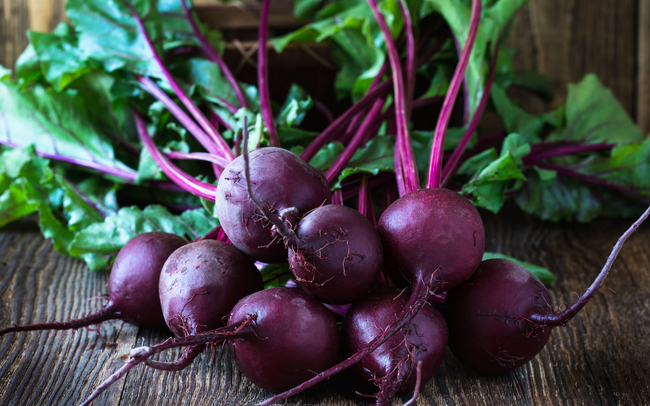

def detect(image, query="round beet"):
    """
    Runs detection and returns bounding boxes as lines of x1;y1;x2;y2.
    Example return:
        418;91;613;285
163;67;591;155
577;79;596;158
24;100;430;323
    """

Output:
445;259;553;374
228;287;340;393
215;147;331;263
377;187;485;292
109;232;189;329
0;232;187;336
289;204;383;305
159;239;264;337
342;288;448;399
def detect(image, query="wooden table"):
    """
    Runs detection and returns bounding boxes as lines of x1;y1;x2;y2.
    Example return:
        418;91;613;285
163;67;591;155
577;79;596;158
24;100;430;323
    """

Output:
1;206;649;406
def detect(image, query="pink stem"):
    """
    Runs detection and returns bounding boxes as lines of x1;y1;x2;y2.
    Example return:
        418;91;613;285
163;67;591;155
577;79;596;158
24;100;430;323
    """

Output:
258;0;280;147
179;0;248;109
127;4;234;162
426;0;482;189
134;111;217;200
367;0;419;194
325;98;385;182
441;39;500;186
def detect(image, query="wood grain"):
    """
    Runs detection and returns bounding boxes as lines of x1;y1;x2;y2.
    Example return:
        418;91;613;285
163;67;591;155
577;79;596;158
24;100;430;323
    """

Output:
505;0;638;117
1;209;650;405
638;0;650;135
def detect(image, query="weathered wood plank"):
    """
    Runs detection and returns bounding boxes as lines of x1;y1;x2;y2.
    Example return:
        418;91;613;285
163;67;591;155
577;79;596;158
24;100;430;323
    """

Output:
1;210;650;405
505;0;638;120
0;0;66;70
638;1;650;134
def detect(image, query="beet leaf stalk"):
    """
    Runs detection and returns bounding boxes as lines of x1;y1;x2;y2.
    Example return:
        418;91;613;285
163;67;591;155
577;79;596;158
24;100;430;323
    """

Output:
126;3;234;162
258;0;280;147
179;0;248;109
441;38;500;185
426;0;482;189
324;97;386;182
134;110;217;200
367;0;419;194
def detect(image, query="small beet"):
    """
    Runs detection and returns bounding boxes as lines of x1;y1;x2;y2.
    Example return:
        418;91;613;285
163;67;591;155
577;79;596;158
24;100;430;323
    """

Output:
446;206;650;374
289;204;383;305
342;288;448;404
229;287;341;393
377;187;485;292
215;147;331;263
0;232;187;336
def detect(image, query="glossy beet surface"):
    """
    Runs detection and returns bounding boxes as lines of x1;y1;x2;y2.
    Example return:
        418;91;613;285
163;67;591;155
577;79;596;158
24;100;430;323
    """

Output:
289;204;383;305
377;187;485;291
159;240;264;336
228;287;340;393
215;147;331;263
445;259;553;374
342;288;448;392
109;232;188;329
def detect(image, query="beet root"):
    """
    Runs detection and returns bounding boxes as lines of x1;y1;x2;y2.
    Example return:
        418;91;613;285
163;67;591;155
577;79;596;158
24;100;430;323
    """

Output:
446;202;649;375
289;204;384;305
377;187;485;291
342;288;448;404
159;239;264;337
445;259;553;374
0;231;187;336
215;147;331;263
228;287;341;393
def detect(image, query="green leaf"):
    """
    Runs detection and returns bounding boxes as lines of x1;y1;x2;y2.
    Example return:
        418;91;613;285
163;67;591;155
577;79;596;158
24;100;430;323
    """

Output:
310;142;345;171
547;74;642;145
276;84;313;128
491;84;546;143
0;65;11;81
482;252;556;285
66;0;165;78
425;0;531;117
260;262;293;289
333;135;395;188
461;134;527;212
68;205;208;270
0;81;136;181
28;27;92;91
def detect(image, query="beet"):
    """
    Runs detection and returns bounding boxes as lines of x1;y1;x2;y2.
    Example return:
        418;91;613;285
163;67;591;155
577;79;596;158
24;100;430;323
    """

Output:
289;204;383;304
159;239;264;337
80;287;341;405
446;206;650;374
445;259;553;374
215;147;331;263
0;232;187;336
377;187;485;291
148;239;264;371
228;287;341;393
342;288;448;403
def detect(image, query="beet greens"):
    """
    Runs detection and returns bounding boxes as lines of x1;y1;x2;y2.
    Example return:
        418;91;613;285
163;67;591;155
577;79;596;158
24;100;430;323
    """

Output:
1;0;650;405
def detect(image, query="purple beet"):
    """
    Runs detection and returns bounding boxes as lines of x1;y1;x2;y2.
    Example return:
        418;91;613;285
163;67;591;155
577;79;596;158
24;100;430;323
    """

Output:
0;232;187;336
342;288;448;405
215;147;331;263
149;239;264;370
377;187;485;292
289;204;384;304
445;206;650;374
228;287;341;393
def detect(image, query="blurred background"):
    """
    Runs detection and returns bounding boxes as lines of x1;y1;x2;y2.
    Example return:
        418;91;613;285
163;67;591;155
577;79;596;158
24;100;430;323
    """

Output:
1;0;648;134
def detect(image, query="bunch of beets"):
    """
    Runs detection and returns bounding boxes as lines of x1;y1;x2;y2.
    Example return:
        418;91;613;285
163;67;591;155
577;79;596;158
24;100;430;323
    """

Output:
1;0;649;405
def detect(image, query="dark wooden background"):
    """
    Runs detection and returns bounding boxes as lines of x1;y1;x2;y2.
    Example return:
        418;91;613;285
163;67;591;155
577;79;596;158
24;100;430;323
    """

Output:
2;1;650;405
